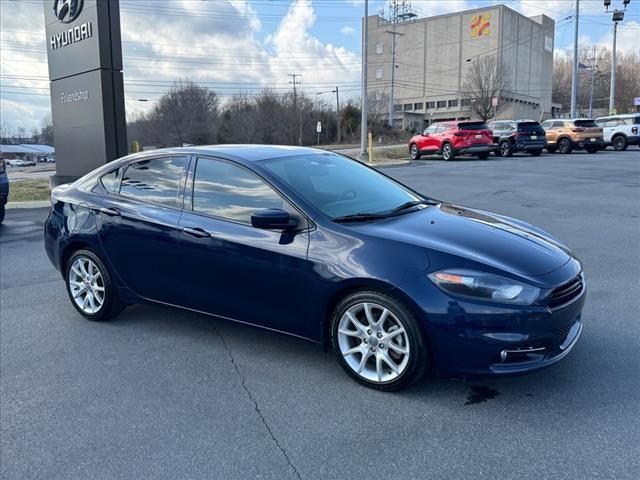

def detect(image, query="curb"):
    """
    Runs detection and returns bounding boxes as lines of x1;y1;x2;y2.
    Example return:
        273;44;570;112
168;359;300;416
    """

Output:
6;200;51;210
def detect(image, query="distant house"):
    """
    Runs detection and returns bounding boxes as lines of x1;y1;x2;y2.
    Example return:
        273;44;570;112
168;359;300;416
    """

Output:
0;144;55;163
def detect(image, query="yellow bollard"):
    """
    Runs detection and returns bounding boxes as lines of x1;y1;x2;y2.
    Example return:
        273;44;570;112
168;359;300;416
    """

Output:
132;141;141;153
368;132;373;163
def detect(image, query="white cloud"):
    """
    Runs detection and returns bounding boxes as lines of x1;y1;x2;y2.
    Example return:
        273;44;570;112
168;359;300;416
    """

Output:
598;21;640;54
341;25;355;35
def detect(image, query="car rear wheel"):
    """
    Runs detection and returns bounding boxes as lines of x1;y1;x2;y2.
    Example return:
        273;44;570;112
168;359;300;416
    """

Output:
65;249;125;321
530;149;543;157
441;143;455;161
0;205;5;224
612;135;628;151
558;138;572;154
499;140;513;157
586;147;598;154
410;144;421;160
331;291;428;391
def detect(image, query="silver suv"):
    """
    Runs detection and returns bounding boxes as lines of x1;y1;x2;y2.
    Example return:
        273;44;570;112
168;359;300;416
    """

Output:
595;114;640;151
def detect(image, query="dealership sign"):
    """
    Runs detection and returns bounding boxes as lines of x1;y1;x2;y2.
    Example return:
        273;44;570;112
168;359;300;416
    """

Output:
49;0;93;50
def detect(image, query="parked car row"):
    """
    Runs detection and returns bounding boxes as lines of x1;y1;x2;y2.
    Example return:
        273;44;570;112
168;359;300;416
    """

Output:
408;113;639;161
5;159;37;167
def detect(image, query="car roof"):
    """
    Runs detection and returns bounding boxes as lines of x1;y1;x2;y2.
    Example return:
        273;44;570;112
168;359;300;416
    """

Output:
596;114;638;120
116;144;326;165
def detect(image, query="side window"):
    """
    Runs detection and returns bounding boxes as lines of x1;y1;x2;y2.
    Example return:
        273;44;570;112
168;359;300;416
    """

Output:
553;121;565;129
437;125;448;134
425;125;438;134
100;168;120;193
120;156;187;208
192;158;285;224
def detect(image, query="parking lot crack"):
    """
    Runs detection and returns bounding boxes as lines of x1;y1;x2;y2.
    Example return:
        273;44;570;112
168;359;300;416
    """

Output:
216;327;302;480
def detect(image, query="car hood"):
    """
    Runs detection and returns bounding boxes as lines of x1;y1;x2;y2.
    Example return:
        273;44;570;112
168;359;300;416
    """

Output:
352;203;571;277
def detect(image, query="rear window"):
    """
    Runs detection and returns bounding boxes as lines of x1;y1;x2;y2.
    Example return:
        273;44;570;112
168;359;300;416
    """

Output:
622;116;640;126
458;122;488;131
517;122;542;131
574;120;597;128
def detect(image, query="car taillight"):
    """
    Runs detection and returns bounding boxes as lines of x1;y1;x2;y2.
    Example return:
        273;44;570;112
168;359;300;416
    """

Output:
632;127;638;135
571;127;585;132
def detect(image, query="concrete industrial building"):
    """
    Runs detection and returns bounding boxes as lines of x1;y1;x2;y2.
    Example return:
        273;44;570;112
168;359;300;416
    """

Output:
367;4;557;131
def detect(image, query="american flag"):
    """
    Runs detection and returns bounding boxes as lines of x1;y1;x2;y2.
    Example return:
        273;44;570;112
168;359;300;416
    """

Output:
578;63;596;76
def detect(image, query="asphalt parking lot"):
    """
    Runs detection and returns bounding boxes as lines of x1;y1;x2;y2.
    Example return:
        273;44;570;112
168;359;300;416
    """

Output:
1;150;639;479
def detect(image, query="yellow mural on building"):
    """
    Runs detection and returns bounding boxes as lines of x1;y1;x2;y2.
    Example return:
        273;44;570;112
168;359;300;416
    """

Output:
471;14;491;37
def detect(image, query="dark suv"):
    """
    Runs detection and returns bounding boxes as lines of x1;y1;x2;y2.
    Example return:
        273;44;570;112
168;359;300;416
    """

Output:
488;120;546;157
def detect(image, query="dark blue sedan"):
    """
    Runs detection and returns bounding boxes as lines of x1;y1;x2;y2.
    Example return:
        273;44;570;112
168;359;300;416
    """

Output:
44;146;585;390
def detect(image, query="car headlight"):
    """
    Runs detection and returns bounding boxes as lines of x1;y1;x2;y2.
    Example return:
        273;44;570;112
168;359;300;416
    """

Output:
428;269;541;305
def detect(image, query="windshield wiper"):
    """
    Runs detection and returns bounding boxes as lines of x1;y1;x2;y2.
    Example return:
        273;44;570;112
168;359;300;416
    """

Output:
388;200;429;215
332;212;390;223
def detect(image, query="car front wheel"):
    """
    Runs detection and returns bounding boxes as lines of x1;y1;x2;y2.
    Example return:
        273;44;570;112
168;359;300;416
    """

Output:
499;140;513;157
410;144;421;160
558;138;572;154
65;249;125;321
530;149;542;156
331;291;428;391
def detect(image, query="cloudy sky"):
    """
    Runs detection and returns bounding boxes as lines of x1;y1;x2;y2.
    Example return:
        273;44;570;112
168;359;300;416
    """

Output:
1;0;639;132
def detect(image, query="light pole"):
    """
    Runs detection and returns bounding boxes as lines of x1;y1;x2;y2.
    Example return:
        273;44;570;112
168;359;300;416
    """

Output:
360;0;368;161
609;9;624;115
316;88;341;143
570;0;580;118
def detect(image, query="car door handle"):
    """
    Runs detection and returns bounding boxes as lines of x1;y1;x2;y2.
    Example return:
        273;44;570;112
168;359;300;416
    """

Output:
182;227;211;239
99;207;121;217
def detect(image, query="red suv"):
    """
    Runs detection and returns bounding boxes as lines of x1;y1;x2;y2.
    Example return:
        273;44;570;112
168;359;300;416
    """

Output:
409;121;493;161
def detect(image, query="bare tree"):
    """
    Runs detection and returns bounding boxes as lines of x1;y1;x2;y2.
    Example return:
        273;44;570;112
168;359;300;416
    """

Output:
461;56;510;121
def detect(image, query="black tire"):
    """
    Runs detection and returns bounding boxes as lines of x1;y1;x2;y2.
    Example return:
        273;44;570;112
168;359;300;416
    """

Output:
498;140;513;157
0;204;5;225
477;152;490;160
558;138;573;154
409;143;421;160
65;249;125;321
546;146;557;154
586;147;598;154
530;149;543;157
441;143;455;161
330;290;428;391
612;135;628;151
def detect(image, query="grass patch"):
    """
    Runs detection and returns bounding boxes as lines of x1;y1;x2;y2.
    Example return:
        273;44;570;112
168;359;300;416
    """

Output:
373;146;410;162
8;179;51;202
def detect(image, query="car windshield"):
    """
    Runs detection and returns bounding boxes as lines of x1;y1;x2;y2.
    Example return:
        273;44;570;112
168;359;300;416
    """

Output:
260;153;424;220
458;121;487;130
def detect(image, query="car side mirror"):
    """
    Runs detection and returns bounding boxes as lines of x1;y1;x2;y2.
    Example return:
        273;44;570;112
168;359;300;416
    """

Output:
422;132;429;137
251;208;298;230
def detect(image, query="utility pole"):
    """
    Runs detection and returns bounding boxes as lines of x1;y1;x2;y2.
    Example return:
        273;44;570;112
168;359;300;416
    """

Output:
360;0;369;162
288;73;302;145
609;9;624;115
570;0;579;118
588;47;597;118
335;87;341;143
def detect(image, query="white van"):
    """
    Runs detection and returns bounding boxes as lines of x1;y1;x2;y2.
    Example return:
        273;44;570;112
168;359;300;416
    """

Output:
595;114;640;151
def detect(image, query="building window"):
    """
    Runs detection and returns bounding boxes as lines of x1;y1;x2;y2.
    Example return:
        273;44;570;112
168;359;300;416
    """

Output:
394;104;403;111
437;100;447;108
426;101;436;109
376;42;384;55
414;102;424;110
375;91;382;101
448;99;459;108
461;98;473;107
376;68;383;79
545;36;553;53
404;103;413;111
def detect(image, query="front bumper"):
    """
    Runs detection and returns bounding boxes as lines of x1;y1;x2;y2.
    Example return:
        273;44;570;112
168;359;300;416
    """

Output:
415;266;586;377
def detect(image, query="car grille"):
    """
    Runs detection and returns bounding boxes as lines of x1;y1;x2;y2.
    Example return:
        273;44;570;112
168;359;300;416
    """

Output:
555;318;578;344
547;274;584;309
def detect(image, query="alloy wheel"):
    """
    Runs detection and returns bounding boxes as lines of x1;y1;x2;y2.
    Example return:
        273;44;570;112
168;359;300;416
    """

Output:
410;144;418;160
558;139;571;154
442;144;452;161
68;256;105;315
613;136;627;151
337;302;410;383
500;141;511;157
